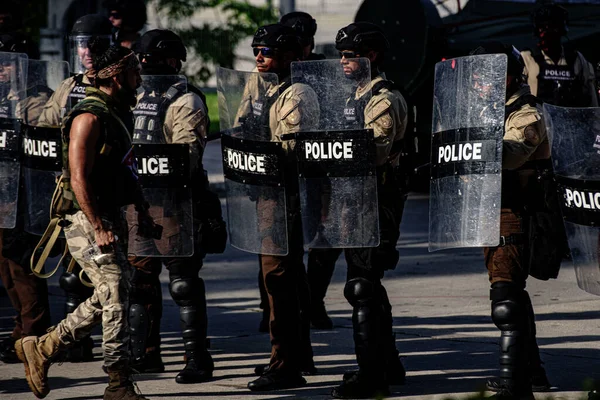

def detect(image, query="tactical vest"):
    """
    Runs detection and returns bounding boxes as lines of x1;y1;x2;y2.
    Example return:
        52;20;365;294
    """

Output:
533;49;590;107
343;79;396;128
61;74;92;119
133;82;210;144
239;78;291;140
62;87;138;215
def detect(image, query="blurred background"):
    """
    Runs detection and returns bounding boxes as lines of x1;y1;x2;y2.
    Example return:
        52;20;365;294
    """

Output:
10;0;600;187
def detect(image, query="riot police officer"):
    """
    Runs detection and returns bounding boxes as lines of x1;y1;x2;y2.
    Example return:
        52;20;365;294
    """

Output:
521;3;597;107
470;42;552;399
327;22;408;399
0;32;51;364
37;13;113;363
103;0;147;50
242;23;318;392
280;11;325;61
127;29;214;384
254;11;327;333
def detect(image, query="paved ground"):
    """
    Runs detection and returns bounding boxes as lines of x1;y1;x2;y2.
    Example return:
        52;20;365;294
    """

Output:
2;142;600;399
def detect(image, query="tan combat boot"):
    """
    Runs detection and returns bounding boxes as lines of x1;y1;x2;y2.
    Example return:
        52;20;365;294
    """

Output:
104;368;149;400
14;328;64;399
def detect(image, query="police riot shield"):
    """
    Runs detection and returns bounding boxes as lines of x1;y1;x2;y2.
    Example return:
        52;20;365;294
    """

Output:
21;59;69;235
429;54;507;251
217;67;288;255
545;104;600;295
290;58;379;248
127;75;194;257
0;52;27;228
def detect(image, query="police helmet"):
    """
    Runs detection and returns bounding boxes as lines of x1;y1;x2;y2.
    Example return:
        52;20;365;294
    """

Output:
335;22;390;54
139;29;187;62
280;11;317;46
71;14;113;36
252;24;302;55
102;0;147;33
0;32;39;59
469;41;524;79
532;4;568;36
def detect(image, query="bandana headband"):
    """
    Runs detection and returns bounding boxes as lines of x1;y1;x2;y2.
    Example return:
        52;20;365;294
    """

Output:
87;51;139;80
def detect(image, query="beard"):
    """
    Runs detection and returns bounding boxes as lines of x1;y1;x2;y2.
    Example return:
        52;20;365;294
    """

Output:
115;82;138;108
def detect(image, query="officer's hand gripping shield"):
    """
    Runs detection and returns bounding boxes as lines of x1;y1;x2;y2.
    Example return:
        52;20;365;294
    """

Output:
290;58;380;248
217;67;288;255
429;54;507;251
21;59;70;235
126;75;194;257
0;52;27;229
545;104;600;295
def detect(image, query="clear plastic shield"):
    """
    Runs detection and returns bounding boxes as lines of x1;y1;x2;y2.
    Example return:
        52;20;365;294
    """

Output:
0;52;27;228
217;67;288;255
21;59;69;235
127;75;194;257
545;104;600;295
290;58;380;248
429;54;507;252
69;34;112;75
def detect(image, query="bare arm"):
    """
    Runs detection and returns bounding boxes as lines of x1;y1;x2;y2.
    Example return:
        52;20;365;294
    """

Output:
68;113;115;247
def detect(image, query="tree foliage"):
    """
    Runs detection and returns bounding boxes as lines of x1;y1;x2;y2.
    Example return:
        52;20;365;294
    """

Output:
155;0;277;84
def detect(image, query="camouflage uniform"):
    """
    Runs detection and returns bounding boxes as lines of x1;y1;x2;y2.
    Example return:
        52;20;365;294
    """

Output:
56;211;131;368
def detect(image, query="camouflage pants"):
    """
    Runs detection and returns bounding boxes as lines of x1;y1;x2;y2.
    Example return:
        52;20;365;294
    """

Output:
55;211;132;369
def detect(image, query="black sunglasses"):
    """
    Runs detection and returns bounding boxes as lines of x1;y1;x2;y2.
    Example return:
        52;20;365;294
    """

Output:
110;11;121;19
339;51;359;59
253;47;276;58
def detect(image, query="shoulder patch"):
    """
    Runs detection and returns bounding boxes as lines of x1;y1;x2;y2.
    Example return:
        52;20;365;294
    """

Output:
377;113;393;129
524;126;541;146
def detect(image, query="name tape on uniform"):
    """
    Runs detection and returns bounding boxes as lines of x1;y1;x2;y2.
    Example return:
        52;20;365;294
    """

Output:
557;177;600;227
543;67;574;81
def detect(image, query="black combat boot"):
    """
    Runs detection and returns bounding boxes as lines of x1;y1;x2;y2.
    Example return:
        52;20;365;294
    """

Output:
59;270;94;362
248;369;306;391
333;278;390;399
0;336;19;363
487;285;534;400
171;277;213;384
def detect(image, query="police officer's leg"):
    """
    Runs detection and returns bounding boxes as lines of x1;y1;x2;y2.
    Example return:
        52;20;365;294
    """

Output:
484;210;533;398
332;257;389;399
59;257;95;362
128;256;164;372
248;211;308;391
489;281;533;397
0;230;23;362
166;255;213;384
306;248;341;329
1;229;52;362
524;290;551;391
258;255;270;333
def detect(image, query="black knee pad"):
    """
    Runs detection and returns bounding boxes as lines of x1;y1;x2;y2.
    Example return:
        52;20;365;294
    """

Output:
169;277;204;307
344;278;375;307
490;282;526;331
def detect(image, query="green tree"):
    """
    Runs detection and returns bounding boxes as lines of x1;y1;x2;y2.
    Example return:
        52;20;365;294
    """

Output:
154;0;277;84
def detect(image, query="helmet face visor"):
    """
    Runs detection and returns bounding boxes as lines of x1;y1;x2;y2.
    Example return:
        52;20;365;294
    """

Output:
68;34;112;74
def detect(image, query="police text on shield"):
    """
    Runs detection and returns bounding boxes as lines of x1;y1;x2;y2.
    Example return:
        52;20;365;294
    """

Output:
305;141;353;160
564;188;600;210
438;143;483;163
226;149;266;173
23;138;58;158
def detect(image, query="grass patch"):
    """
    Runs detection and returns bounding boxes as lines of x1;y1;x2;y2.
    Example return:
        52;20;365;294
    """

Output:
205;91;220;139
